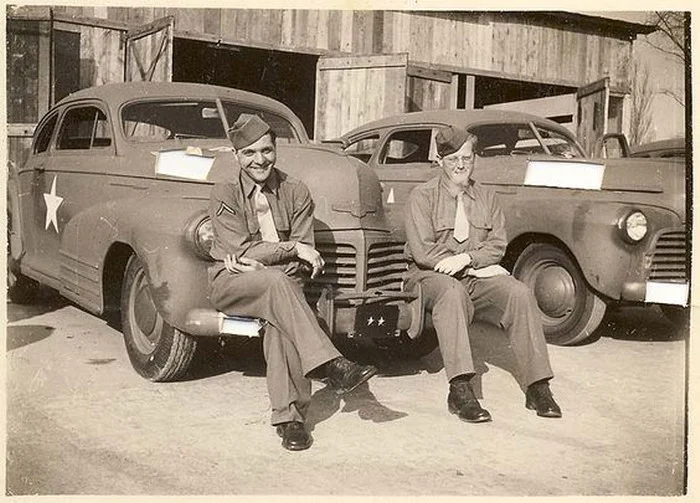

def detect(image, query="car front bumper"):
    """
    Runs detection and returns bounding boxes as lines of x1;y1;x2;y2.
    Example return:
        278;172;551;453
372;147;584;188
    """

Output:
620;281;689;306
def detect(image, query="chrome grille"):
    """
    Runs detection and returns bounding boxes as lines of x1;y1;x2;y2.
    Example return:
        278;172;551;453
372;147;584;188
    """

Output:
650;229;687;281
307;243;357;297
366;242;408;291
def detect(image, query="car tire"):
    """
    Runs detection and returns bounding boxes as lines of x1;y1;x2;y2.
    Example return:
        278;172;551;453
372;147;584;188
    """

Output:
512;243;606;346
7;270;42;304
121;255;197;382
660;305;689;330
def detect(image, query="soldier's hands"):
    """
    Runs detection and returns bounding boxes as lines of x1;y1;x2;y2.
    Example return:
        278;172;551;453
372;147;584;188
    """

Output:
434;253;472;276
224;254;266;273
294;242;325;279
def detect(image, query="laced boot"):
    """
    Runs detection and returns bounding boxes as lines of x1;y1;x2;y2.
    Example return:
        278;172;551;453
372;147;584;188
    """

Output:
447;377;492;423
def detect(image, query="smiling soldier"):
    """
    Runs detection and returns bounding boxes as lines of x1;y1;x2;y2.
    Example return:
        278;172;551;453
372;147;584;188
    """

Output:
404;125;562;423
208;114;377;451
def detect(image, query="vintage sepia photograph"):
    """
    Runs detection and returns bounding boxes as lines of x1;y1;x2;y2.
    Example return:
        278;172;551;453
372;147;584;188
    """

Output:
5;2;692;497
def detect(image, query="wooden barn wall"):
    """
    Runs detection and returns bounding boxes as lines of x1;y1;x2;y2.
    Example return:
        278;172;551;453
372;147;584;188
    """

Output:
406;76;453;112
315;55;407;140
50;7;632;89
384;12;631;90
77;25;124;87
8;136;34;173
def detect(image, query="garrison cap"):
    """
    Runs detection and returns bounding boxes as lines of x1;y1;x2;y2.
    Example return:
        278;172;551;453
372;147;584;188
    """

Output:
228;114;271;150
435;125;475;157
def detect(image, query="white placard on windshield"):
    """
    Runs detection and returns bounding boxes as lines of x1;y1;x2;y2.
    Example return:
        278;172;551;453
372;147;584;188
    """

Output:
524;161;605;190
155;148;215;181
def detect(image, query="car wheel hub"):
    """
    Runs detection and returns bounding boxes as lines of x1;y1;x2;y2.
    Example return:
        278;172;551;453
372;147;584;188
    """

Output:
129;269;163;353
533;264;576;319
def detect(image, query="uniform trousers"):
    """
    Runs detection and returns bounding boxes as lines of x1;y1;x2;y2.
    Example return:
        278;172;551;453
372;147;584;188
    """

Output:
405;270;553;387
209;267;341;425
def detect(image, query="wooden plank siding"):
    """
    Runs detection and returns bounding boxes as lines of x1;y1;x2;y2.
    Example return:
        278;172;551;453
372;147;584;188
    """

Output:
45;7;633;90
78;25;124;87
314;54;408;140
8;136;34;172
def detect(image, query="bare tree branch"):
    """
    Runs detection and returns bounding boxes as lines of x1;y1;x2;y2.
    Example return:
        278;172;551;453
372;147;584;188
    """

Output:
656;89;685;108
629;60;655;146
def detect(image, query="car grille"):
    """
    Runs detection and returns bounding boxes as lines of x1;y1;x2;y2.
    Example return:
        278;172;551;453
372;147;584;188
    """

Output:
311;242;358;294
366;242;407;292
649;229;687;281
306;241;407;300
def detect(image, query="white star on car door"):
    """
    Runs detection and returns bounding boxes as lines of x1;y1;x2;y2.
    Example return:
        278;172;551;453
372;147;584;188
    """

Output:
43;175;64;233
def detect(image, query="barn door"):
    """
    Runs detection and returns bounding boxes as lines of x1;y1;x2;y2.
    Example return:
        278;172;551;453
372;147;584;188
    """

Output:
314;53;409;141
576;77;609;157
124;16;173;82
406;64;455;112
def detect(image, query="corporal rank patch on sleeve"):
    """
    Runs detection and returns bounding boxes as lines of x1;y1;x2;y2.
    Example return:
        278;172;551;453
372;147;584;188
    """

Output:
216;201;237;216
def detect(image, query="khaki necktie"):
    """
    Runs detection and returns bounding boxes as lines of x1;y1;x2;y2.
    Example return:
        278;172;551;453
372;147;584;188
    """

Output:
453;192;469;242
254;184;280;242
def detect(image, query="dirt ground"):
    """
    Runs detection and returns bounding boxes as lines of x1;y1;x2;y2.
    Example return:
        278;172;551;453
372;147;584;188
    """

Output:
5;297;689;497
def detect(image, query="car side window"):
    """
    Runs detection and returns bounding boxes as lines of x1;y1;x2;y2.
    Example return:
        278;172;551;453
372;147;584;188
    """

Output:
379;129;433;165
56;105;112;150
535;126;583;158
471;124;535;157
343;135;380;163
33;113;59;154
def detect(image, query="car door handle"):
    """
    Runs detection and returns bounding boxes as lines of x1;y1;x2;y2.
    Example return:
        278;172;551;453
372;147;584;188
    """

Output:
35;164;45;173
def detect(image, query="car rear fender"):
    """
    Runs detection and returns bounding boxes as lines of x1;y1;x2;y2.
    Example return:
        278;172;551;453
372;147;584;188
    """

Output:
59;195;212;330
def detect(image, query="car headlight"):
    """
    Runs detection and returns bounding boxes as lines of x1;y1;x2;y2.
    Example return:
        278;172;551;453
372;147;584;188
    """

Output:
184;213;215;259
619;210;648;243
194;217;215;257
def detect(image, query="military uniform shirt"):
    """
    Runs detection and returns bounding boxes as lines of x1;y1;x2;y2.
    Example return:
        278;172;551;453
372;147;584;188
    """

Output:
405;173;507;271
209;167;315;274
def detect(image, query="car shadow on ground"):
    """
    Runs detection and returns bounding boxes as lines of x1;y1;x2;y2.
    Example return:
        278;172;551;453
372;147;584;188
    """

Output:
185;336;267;380
6;290;69;324
598;305;686;343
6;325;56;351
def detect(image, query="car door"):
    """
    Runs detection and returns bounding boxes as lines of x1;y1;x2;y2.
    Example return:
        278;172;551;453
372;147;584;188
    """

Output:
24;101;116;285
15;110;60;281
357;127;438;239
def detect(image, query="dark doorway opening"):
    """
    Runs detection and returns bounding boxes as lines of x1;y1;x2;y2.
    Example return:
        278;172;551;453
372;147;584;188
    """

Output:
474;76;575;108
172;38;318;137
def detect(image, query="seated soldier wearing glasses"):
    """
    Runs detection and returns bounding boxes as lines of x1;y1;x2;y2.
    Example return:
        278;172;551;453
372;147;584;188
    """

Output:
403;125;562;424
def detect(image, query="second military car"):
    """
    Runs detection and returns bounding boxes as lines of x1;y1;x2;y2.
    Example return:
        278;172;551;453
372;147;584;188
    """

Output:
8;82;427;381
335;110;689;345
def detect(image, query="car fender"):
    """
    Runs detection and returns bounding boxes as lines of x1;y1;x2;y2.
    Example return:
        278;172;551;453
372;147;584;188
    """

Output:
504;195;681;300
59;194;213;330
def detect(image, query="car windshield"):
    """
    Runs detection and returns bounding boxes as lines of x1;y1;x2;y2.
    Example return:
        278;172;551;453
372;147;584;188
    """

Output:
121;99;300;143
469;123;584;159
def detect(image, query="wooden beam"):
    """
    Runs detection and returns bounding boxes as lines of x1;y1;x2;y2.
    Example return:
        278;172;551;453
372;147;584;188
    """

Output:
52;12;130;32
8;124;37;137
171;28;327;56
449;74;459;110
318;53;408;71
407;64;452;84
464;75;475;110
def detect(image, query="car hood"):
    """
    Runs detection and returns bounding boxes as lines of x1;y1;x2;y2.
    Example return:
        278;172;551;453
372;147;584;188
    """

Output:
597;157;687;222
206;144;388;231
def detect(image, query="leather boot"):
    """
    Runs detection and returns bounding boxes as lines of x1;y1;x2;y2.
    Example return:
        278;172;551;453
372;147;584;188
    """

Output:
276;421;313;451
324;357;377;395
447;379;492;423
525;380;562;418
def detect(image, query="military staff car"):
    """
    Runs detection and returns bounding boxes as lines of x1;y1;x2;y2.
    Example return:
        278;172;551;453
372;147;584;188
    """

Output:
335;110;689;345
8;82;427;381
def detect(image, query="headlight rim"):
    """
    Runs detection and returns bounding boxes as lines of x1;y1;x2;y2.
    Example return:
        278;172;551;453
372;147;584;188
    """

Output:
184;212;215;260
618;209;648;244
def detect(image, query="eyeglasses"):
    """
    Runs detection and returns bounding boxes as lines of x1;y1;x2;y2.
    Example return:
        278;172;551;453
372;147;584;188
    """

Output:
442;155;475;166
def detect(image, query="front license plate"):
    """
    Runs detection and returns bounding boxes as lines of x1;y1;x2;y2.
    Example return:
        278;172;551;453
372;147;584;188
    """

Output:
353;304;399;338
